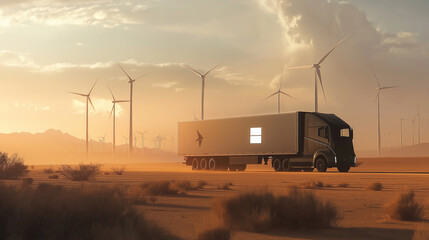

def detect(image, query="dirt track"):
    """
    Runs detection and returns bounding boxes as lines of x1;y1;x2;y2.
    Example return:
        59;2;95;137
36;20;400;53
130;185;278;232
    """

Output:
15;157;429;240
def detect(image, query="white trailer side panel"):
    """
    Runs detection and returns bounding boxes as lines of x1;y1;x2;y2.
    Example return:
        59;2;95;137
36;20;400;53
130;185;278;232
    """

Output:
178;113;298;156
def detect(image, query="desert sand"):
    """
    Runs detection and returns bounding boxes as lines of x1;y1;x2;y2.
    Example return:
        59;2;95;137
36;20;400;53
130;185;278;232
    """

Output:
7;157;429;240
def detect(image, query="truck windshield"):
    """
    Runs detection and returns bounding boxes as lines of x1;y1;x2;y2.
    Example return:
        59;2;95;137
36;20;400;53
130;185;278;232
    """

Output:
340;128;350;137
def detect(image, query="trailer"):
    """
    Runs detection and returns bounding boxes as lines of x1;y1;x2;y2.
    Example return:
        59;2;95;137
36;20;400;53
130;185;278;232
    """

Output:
178;112;356;172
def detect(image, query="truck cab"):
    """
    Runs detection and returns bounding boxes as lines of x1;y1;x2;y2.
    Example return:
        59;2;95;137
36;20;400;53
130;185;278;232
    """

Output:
304;112;356;172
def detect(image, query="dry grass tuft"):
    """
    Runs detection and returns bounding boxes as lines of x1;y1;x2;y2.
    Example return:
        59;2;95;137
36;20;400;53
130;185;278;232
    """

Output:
213;187;338;232
338;183;349;188
139;180;207;196
301;180;325;189
43;168;54;174
197;227;231;240
0;183;181;240
385;190;423;221
0;152;28;180
112;167;125;175
22;178;33;186
48;174;59;179
367;182;383;191
413;224;429;240
218;183;232;190
59;163;101;181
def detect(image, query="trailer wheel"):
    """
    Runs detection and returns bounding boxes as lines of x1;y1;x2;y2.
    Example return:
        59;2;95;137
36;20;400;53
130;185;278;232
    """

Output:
200;158;208;170
208;158;216;170
191;158;199;170
315;157;327;172
281;159;291;171
273;159;282;172
337;164;350;172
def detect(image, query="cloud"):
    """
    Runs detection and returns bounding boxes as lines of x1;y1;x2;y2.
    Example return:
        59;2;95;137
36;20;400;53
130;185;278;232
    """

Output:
152;81;178;88
0;0;146;28
14;102;51;111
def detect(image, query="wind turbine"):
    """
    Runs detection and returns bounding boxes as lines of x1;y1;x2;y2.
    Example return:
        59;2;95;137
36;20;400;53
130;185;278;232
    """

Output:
184;63;221;120
118;64;151;156
108;86;129;155
417;103;421;145
137;131;147;149
264;70;297;113
370;65;401;156
287;34;350;112
69;80;97;158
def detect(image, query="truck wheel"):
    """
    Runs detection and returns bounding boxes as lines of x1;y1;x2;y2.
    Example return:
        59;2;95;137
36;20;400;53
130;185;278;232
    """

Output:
208;158;216;170
337;164;350;172
191;158;199;170
236;164;246;171
281;159;291;171
315;157;327;172
273;159;282;172
200;158;208;170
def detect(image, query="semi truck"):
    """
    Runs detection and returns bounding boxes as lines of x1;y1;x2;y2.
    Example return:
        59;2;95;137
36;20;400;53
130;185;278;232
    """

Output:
178;112;356;172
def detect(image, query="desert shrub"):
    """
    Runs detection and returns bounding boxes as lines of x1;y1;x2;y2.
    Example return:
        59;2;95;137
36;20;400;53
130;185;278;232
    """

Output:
59;163;101;181
0;183;181;240
367;182;383;191
414;224;429;240
141;180;180;196
104;172;110;175
140;180;208;196
218;183;232;190
385;190;423;221
124;186;147;204
338;183;349;188
196;180;208;189
48;174;59;179
43;168;54;174
301;180;325;189
0;152;28;180
112;167;125;175
214;187;338;232
197;227;231;240
22;178;33;185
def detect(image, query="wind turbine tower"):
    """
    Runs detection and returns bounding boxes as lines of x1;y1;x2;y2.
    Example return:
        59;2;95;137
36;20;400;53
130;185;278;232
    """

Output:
287;34;350;112
118;65;151;156
108;86;129;155
137;131;147;149
370;65;401;156
69;80;97;158
184;63;220;120
264;69;296;113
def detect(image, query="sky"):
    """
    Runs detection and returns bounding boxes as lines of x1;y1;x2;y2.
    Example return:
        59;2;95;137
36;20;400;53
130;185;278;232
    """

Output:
0;0;428;152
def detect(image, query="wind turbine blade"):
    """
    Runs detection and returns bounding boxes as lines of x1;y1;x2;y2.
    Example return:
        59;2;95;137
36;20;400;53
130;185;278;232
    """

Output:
69;92;87;97
279;70;284;91
318;33;350;65
316;68;327;104
204;62;221;76
373;90;380;105
135;71;153;80
108;85;115;101
114;100;130;103
279;91;298;100
286;65;313;70
109;104;114;119
183;64;203;77
88;97;95;111
264;91;279;100
381;85;402;90
118;64;133;82
369;64;381;89
89;79;98;95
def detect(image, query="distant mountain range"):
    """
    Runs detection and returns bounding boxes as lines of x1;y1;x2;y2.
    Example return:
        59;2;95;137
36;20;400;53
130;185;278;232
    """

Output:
0;129;180;165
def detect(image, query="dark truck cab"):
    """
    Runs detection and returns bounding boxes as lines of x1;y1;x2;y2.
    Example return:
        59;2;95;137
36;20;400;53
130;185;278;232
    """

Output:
300;112;356;172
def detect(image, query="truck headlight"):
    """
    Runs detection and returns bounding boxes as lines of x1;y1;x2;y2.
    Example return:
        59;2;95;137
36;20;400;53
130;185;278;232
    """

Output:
354;156;356;164
334;156;337;164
